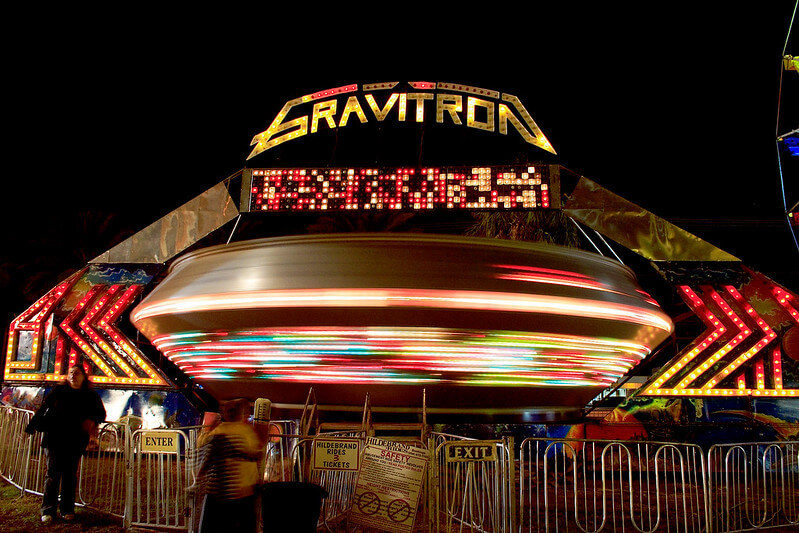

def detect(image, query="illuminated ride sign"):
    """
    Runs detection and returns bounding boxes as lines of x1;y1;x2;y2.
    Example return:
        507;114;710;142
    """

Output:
242;165;555;212
247;82;557;159
4;266;168;387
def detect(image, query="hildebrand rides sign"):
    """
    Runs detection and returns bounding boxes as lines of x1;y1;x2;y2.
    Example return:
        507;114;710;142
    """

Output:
248;81;557;159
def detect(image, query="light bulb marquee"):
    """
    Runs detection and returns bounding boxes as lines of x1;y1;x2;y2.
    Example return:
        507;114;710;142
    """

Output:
241;165;554;213
247;82;556;159
4;267;168;387
643;277;799;398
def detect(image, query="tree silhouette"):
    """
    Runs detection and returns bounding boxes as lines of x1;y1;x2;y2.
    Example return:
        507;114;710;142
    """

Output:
1;210;135;321
465;211;581;247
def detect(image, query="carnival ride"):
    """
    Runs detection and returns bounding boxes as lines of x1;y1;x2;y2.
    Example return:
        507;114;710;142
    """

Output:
3;82;798;431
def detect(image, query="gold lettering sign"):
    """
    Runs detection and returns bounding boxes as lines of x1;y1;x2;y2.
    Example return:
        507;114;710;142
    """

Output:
444;441;499;462
365;93;399;121
141;431;180;453
437;94;463;125
467;96;494;132
248;82;556;159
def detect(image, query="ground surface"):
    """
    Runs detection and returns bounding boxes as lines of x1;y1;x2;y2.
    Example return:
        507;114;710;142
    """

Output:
0;481;125;533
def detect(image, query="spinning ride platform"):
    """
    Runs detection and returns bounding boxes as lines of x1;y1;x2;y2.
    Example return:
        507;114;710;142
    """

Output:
130;234;673;416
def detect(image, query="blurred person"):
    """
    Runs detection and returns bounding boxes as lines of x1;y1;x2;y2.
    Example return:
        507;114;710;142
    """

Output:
196;398;261;533
25;364;106;524
196;410;222;448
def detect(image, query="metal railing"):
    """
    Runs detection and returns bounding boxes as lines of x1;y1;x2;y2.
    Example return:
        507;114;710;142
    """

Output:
429;432;515;533
0;406;46;495
5;401;799;533
519;438;708;533
126;427;197;531
0;406;198;531
260;420;300;484
707;441;799;533
79;422;129;517
296;434;363;530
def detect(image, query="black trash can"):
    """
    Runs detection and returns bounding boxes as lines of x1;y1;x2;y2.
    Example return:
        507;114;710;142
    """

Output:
261;481;328;532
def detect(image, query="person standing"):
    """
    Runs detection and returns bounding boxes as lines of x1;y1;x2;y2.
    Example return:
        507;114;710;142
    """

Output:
25;364;106;524
196;398;261;533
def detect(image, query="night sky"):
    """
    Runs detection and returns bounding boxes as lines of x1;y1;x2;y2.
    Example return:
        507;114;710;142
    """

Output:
3;5;798;325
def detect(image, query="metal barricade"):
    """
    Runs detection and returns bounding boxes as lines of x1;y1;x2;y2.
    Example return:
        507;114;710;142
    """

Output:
78;422;129;517
126;427;196;531
0;406;45;495
260;420;300;484
275;431;428;531
6;400;799;533
519;438;708;533
295;432;364;530
707;441;799;532
429;433;515;532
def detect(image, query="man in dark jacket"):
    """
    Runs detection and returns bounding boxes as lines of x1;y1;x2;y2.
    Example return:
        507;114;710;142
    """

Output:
26;364;106;524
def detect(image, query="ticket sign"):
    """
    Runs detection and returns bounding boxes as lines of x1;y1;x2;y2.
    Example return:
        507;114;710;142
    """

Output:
140;431;180;454
312;438;361;471
444;441;498;462
351;437;428;533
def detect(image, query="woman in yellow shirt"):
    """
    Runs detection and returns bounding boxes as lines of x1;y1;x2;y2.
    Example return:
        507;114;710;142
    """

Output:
197;399;262;533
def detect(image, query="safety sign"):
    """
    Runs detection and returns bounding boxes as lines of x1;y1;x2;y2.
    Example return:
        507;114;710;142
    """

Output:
350;437;428;533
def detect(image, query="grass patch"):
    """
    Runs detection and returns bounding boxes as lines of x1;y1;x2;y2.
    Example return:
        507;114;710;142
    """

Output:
0;480;125;532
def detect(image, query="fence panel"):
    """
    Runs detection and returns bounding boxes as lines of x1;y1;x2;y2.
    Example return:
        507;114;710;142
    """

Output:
7;400;799;533
708;441;799;533
430;433;515;533
519;438;707;533
260;420;300;484
297;433;364;529
272;432;431;532
0;406;46;495
78;422;129;517
127;428;196;531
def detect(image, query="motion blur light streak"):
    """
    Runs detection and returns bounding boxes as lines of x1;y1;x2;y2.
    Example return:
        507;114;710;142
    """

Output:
131;235;673;409
151;327;650;387
132;288;673;332
493;264;636;297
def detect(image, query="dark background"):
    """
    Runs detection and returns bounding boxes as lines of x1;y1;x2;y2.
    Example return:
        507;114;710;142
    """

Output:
3;4;798;325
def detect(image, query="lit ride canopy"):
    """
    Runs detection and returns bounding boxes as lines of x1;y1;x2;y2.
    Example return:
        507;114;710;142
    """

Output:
131;234;674;415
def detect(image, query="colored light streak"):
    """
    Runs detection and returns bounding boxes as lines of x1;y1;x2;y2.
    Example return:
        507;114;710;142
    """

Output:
494;266;598;286
152;327;653;388
493;264;634;297
132;288;674;333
